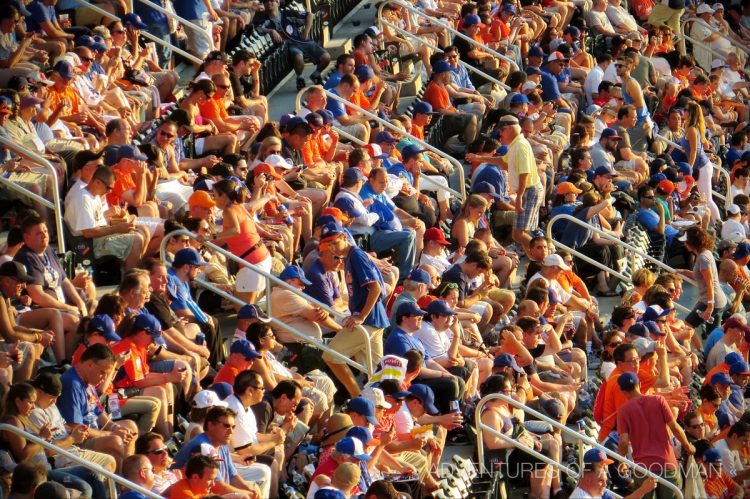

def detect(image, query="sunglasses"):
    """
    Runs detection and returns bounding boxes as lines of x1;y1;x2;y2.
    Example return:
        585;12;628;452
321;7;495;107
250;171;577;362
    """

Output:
217;84;230;89
160;131;175;138
615;63;627;68
332;255;345;261
147;447;168;455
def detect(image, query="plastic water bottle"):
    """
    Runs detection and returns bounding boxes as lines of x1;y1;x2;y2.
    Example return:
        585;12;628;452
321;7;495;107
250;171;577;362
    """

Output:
84;412;98;430
195;333;205;346
108;394;122;420
278;204;293;226
75;263;86;279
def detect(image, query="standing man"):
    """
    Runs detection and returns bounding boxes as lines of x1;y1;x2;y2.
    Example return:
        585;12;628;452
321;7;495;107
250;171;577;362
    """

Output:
615;55;652;153
617;372;694;498
500;115;543;256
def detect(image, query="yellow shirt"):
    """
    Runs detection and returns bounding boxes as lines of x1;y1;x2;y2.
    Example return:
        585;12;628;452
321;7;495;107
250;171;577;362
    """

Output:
506;133;539;193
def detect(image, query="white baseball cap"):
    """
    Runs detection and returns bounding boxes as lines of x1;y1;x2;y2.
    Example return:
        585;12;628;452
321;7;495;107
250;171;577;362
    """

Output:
697;3;714;14
192;390;228;409
361;386;392;409
265;154;294;169
543;254;571;271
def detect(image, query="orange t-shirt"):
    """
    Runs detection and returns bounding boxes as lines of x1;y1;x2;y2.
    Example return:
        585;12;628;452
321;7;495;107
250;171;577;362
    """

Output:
557;270;588;298
48;86;82;115
72;335;109;366
198;96;228;120
638;364;657;393
350;91;371;110
302;138;322;165
630;0;654;18
411;124;425;141
107;163;137;207
696;403;719;433
488;18;509;42
704;470;739;499
352;49;369;67
423;81;454;112
111;339;149;389
169;478;212;499
214;363;240;385
598;367;630;440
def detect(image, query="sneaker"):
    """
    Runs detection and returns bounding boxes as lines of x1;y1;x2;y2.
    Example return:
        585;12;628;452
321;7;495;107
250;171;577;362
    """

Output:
296;77;306;90
310;72;323;85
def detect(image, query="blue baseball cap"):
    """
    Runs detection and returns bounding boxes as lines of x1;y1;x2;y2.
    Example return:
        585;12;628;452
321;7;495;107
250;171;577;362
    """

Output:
501;3;517;13
710;372;732;385
510;93;530;106
230;338;261;360
76;35;106;53
374;131;398;144
649;172;667;184
563;26;581;39
173;248;207;267
319;222;345;241
432;60;453;74
473;181;501;199
493;353;523;372
395;301;427;323
425;299;457;317
316;109;335;125
677;162;692;175
528;46;545;58
733;242;750;259
401;144;428;161
89;314;121;342
495;145;509;156
315;215;338;227
617;372;639;391
347;397;378;425
730;361;750;376
279;265;312;286
601;128;622;140
463;13;485;27
133;314;167;347
412;101;435;116
627;323;648;338
208;382;233;400
525;66;542;76
354;64;376;83
407;268;432;285
583;448;614;465
725;352;744;366
122;12;148;30
286;116;313;134
703;449;723;464
407;384;439;415
53;60;75;80
346;425;373;444
335;436;372;460
117;144;148;163
593;165;619;177
342;167;366;184
642;305;670;322
237;304;271;323
644;320;665;336
315;490;346;499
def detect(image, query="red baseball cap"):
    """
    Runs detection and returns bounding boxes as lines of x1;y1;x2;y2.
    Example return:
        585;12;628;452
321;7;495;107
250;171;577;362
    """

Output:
424;227;450;245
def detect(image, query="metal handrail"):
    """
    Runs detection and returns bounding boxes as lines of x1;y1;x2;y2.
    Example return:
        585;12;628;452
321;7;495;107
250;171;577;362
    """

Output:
71;0;203;65
159;229;373;375
680;17;750;56
0;423;161;499
384;0;515;66
546;214;698;286
713;166;731;210
323;89;466;200
475;394;684;499
0;137;64;254
377;17;510;90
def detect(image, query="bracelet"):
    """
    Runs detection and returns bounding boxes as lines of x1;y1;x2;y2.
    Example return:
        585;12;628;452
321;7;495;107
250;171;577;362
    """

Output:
34;332;40;343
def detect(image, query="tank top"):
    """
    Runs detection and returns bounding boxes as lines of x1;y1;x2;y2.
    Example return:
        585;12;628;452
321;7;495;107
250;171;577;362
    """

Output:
676;128;709;171
223;210;269;264
622;77;648;123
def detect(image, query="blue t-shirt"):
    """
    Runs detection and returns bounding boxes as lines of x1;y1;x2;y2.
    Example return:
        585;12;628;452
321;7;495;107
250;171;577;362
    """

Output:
727;147;742;168
541;71;562;102
57;367;102;426
119;492;149;499
324;71;343;90
549;203;577;240
386;162;414;185
384;327;428;364
345;247;389;329
304;259;340;307
173;0;207;22
637;208;680;246
173;433;237;483
359;183;402;232
441;264;471;301
325;88;347;118
704;326;724;359
560;209;597;248
134;0;168;26
166;267;209;324
26;0;55;33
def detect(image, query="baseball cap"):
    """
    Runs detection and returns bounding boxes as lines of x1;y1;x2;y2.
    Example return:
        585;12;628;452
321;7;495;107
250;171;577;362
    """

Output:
31;371;62;397
522;81;542;92
188;190;216;209
432;60;453;74
395;302;427;324
728;204;742;216
306;112;324;127
733;242;750;259
193;389;228;409
53;60;75;80
543;254;571;271
19;95;44;109
406;269;430;286
88;314;121;342
173;248;207;267
463;13;485;28
528;46;545;58
703;449;723;464
319;222;345;242
412;101;435;116
425;299;457;317
583;449;614;465
360;386;391;409
321;207;349;222
729;361;750;376
556;182;582;195
650;173;667;186
676;162;692;175
723;315;750;334
401;144;428;162
501;3;517;13
253;163;283;179
133;314;167;346
407;384;439;415
117;144;148;163
264;154;294;170
697;3;714;14
594;165;619;177
343;167;366;184
374;131;398;144
122;12;148;29
279;265;312;286
617;372;639;391
76;35;107;52
377;379;411;399
631;337;656;358
27;71;53;87
710;372;732;385
547;51;568;62
497;115;520;127
563;26;581;39
657;179;675;195
627;323;648;338
237;304;271;323
418;229;450;250
644;320;664;336
347;397;378;425
725;352;744;366
473;181;501;199
335;436;372;461
0;262;32;283
601;128;622;140
354;64;376;83
315;489;346;499
286;116;313;134
642;305;670;322
510;93;530;106
493;353;523;373
7;76;29;92
365;25;383;38
193;179;215;192
229;338;261;360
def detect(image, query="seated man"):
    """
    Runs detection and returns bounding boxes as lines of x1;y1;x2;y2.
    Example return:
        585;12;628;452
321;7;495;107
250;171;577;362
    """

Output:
63;166;148;270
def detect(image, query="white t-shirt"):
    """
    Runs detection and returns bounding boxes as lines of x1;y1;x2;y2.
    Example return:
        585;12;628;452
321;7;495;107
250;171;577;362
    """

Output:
714;438;743;478
721;218;747;243
63;184;108;236
606;4;638;31
419;251;452;274
528;273;572;304
413;322;453;361
584;65;605;106
588;10;615;33
226;394;259;448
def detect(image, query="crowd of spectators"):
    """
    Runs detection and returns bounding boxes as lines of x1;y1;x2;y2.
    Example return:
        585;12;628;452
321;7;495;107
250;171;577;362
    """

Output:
5;0;750;497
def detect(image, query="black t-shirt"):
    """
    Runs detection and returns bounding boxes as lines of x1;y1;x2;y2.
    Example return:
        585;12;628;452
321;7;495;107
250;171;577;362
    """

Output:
252;399;274;434
524;260;543;286
228;67;255;100
145;294;179;330
453;35;479;67
441;264;470;301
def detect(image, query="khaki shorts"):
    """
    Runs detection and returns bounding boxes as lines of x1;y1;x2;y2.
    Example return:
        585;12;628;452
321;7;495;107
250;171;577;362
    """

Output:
93;233;136;261
54;448;116;470
322;325;383;372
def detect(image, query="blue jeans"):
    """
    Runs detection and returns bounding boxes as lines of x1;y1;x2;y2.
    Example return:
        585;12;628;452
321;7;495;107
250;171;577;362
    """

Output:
49;466;106;498
369;229;416;277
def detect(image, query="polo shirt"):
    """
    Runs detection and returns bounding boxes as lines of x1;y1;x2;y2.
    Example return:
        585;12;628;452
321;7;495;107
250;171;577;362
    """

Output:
345;247;388;329
325;88;348;119
57;367;102;426
167;267;209;324
304;260;340;307
226;394;259;449
506;133;539;192
541;71;562;102
213;363;241;385
384;327;428;364
168;478;211;499
173;433;236;483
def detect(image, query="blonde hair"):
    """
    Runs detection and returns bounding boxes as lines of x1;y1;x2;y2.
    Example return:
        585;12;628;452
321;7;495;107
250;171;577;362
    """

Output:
259;136;282;160
631;268;656;288
684;101;707;140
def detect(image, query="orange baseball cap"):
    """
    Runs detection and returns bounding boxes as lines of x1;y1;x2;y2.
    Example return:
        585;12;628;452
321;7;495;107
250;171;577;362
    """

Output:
556;182;583;195
321;207;350;221
254;163;283;179
188;190;216;209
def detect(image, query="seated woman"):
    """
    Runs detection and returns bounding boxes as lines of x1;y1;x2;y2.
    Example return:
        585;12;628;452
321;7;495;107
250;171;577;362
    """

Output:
178;79;238;157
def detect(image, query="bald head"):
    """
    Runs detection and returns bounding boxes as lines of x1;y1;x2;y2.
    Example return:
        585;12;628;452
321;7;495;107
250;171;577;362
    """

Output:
517;299;540;318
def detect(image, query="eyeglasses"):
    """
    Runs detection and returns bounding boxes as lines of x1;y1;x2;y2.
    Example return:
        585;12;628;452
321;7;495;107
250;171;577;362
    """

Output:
147;447;168;455
332;255;345;261
607;342;622;348
81;56;94;63
622;357;640;364
217;84;230;89
615;63;627;68
688;422;705;429
642;195;654;199
160;131;175;138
